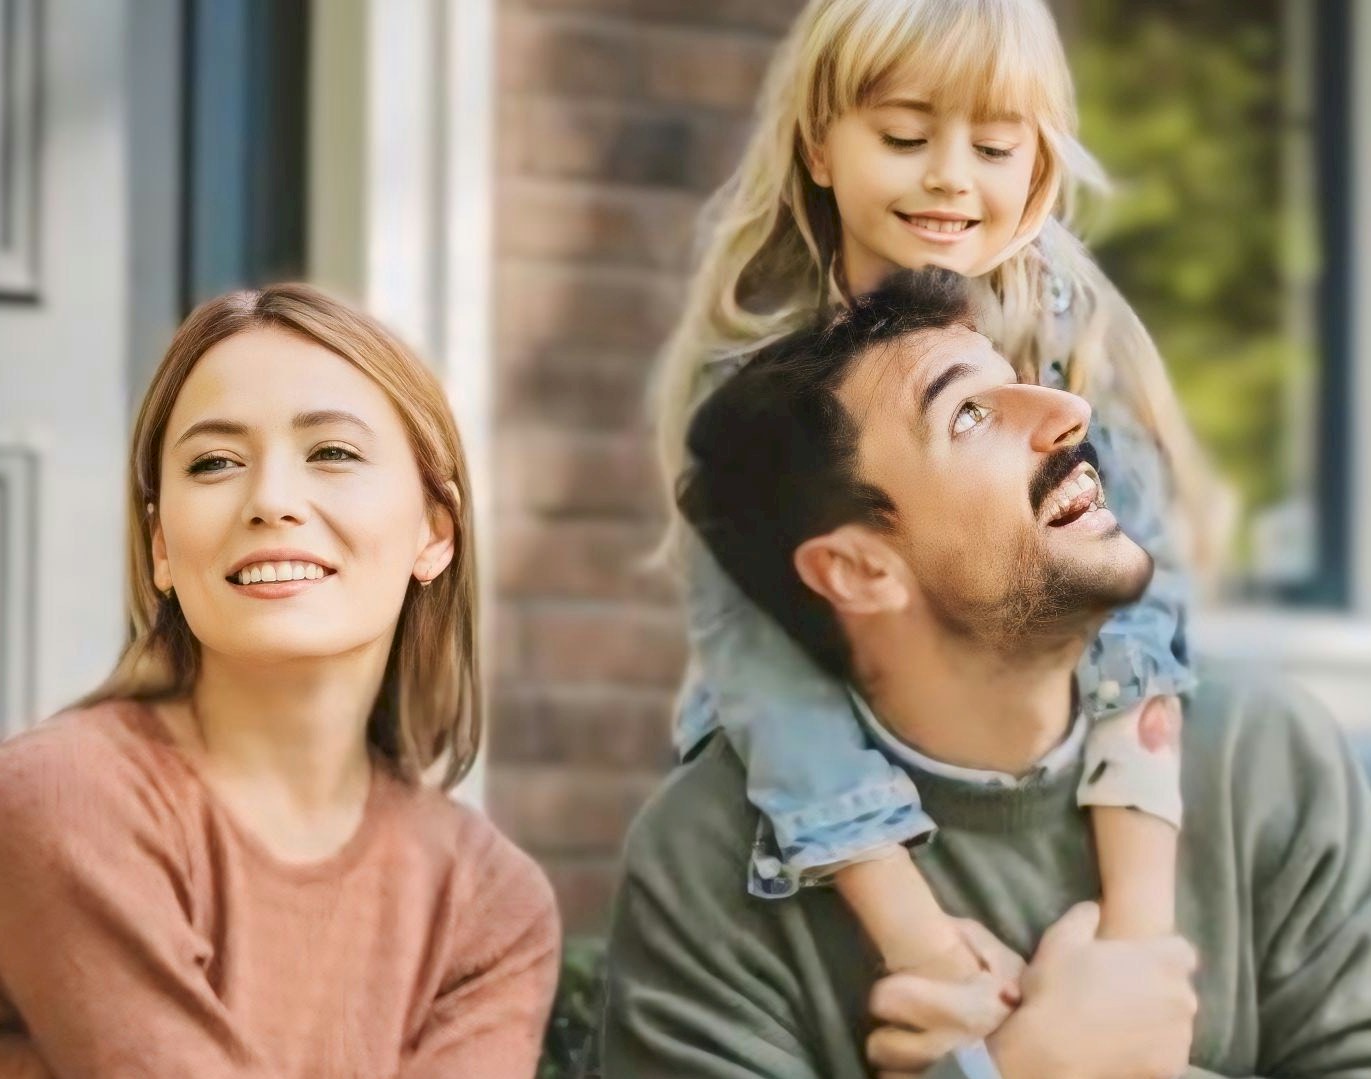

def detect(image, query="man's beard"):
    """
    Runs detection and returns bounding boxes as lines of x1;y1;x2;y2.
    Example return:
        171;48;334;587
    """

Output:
918;442;1154;652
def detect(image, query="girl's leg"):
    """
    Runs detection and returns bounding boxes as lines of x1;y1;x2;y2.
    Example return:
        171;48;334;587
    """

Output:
1082;696;1184;940
833;847;982;979
1092;807;1177;939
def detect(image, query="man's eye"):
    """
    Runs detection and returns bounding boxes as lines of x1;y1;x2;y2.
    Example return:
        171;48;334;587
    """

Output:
952;402;987;435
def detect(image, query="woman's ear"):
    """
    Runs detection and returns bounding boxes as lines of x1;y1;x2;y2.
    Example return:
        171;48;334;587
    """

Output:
794;526;910;615
413;483;460;584
148;504;173;594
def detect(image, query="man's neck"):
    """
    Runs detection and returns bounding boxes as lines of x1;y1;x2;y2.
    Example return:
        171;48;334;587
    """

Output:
851;615;1085;777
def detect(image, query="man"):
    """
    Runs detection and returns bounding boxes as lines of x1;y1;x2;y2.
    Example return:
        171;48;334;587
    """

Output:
600;270;1371;1078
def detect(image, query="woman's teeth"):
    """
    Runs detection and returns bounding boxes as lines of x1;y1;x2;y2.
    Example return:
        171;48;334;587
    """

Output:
906;216;975;233
234;561;329;585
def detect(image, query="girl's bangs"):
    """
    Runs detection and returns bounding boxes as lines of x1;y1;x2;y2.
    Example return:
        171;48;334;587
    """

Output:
824;0;1072;133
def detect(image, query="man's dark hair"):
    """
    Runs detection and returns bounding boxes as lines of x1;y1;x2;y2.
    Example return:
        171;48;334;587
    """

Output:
677;268;975;680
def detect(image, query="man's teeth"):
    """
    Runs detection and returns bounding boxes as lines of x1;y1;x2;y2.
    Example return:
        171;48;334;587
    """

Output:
235;561;328;585
908;216;974;233
1047;471;1104;522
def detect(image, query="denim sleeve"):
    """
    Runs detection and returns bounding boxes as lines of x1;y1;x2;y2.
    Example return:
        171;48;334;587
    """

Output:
1078;404;1197;719
677;530;935;897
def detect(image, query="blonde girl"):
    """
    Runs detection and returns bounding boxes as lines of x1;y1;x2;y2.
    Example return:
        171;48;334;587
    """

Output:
658;0;1220;984
0;285;558;1078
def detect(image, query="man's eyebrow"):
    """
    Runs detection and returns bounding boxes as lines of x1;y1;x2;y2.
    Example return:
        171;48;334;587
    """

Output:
917;361;979;422
171;410;374;450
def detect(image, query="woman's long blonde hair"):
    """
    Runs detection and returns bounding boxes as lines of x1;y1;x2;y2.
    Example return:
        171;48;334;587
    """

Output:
82;284;482;790
655;0;1227;570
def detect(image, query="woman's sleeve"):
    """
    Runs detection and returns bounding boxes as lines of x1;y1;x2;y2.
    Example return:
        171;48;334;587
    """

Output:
1079;404;1197;719
398;830;560;1079
0;728;271;1078
683;531;933;889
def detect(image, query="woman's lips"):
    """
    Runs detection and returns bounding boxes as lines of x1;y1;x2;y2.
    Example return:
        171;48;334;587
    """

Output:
226;575;334;600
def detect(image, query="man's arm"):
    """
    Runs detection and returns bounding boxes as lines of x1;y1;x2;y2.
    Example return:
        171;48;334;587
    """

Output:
1239;683;1371;1075
599;743;863;1079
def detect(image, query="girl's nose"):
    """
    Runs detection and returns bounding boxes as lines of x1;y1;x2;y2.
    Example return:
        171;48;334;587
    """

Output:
922;141;973;196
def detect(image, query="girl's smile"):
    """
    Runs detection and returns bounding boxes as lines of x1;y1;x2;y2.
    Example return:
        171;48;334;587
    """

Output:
807;85;1039;291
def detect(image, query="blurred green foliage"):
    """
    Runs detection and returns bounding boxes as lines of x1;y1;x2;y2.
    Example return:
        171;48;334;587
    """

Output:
539;937;606;1079
1066;0;1318;573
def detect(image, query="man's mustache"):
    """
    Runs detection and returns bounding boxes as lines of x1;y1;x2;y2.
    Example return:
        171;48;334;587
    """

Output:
1029;441;1100;515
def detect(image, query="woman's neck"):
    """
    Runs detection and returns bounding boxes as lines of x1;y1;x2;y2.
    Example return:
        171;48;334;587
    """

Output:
184;647;388;814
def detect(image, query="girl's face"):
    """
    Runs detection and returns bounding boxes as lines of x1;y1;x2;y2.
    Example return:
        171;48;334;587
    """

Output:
809;82;1040;294
151;327;454;668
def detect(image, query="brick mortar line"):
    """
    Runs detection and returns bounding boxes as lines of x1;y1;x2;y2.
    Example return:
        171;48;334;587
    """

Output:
498;253;691;288
501;89;763;124
514;3;791;42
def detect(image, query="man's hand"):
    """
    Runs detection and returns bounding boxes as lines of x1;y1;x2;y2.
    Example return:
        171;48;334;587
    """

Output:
865;919;1025;1077
988;902;1198;1079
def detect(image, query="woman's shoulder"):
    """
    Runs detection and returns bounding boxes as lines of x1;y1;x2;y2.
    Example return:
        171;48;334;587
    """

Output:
383;775;555;900
0;698;193;830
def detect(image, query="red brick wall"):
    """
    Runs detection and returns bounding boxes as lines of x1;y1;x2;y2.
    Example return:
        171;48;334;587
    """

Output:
490;0;805;933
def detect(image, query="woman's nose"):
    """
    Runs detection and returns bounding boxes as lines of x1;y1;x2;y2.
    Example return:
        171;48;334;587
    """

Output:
240;459;308;527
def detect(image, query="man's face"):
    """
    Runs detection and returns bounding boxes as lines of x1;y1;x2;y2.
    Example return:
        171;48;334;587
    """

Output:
838;326;1153;646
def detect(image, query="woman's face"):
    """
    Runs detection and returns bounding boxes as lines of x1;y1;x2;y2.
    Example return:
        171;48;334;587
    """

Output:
151;327;453;667
809;81;1040;294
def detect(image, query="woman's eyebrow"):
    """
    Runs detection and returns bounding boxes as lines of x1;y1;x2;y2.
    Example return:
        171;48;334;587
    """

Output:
292;409;375;437
171;419;250;450
171;410;375;450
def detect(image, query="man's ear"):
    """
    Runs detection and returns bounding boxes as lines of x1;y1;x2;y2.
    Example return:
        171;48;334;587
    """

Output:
794;526;910;615
803;138;834;189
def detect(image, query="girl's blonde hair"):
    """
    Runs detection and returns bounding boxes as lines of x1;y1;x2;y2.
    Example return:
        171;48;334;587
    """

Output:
655;0;1226;570
82;284;482;790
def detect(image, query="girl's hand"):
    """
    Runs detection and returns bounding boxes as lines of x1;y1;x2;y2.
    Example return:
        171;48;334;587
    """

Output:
865;966;1016;1077
866;919;1024;1077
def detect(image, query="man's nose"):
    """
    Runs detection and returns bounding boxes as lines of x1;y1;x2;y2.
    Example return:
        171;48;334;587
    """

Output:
240;457;308;527
1015;384;1092;453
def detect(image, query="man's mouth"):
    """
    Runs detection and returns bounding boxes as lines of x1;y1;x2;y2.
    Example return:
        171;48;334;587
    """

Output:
1041;463;1107;527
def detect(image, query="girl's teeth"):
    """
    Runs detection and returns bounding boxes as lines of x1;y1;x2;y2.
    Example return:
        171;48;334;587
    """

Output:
911;216;972;233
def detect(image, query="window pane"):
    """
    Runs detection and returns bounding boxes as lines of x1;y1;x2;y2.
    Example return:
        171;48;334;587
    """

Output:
1063;0;1333;599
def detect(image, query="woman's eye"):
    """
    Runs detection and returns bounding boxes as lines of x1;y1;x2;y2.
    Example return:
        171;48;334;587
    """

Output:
311;445;361;463
952;402;987;435
976;145;1014;160
186;455;237;475
881;134;926;151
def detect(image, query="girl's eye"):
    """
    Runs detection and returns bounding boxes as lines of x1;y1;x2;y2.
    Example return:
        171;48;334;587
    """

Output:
881;134;926;151
952;402;988;436
186;455;238;476
310;445;361;463
976;145;1014;160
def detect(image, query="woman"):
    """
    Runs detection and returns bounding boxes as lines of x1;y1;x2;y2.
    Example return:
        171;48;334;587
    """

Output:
0;285;559;1078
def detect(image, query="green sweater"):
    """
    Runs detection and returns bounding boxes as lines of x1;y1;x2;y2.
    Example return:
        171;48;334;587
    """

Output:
600;669;1371;1078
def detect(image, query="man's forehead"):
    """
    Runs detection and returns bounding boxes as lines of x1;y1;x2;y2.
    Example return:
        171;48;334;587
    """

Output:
837;325;999;409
